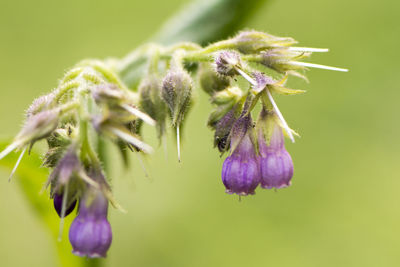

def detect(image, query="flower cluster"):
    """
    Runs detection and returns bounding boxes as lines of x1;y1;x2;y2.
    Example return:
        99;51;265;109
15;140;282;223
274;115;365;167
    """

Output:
0;30;346;257
197;32;347;195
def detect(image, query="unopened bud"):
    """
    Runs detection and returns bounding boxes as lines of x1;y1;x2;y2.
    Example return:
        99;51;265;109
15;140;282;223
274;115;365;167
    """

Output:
92;84;124;105
139;76;167;139
232;31;297;54
198;63;230;95
211;86;242;105
46;127;73;148
259;49;309;74
53;192;77;218
161;69;193;127
26;93;55;118
17;110;59;146
213;106;240;153
47;147;81;192
214;51;242;77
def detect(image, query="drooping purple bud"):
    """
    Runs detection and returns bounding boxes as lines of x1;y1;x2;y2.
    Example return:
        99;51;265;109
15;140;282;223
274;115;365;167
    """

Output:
69;189;112;258
221;116;260;195
48;148;81;190
258;124;294;189
53;192;77;218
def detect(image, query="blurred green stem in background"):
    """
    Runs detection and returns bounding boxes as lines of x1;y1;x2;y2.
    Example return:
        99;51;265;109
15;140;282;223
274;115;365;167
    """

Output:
119;0;267;89
0;0;268;266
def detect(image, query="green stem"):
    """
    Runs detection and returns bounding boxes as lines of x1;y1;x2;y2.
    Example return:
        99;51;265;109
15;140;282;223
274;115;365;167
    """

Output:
97;136;110;178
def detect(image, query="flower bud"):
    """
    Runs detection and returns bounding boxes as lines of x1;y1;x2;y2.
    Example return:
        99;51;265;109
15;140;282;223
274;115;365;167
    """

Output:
47;147;81;193
259;49;309;74
213;109;236;152
198;63;230;95
139;75;167;140
231;31;297;54
46;127;73;148
26;93;55;118
69;189;112;258
43;127;74;168
16;110;59;146
214;51;242;77
211;86;242;105
258;111;294;189
207;86;242;132
92;84;125;105
161;69;193;127
221;115;260;195
53;192;77;218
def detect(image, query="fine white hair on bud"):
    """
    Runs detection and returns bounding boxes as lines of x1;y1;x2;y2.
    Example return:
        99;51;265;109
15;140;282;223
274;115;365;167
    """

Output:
288;61;349;72
214;50;242;77
121;104;156;126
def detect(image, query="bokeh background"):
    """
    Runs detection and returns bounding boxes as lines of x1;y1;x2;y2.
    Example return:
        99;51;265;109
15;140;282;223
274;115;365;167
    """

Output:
0;0;399;266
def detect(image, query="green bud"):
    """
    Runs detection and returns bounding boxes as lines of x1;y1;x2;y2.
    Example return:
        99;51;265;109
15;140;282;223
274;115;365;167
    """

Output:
214;50;242;77
161;69;193;127
232;31;297;54
26;93;55;118
256;108;279;146
92;84;125;106
139;75;168;140
211;86;242;105
259;48;309;74
47;127;74;148
198;63;230;95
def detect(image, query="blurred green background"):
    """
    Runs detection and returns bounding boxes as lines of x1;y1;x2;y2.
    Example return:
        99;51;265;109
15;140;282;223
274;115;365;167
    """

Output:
0;0;399;266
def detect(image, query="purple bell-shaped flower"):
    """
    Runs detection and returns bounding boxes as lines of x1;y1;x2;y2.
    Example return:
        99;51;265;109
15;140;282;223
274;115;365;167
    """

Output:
221;115;260;195
69;189;112;258
258;123;294;189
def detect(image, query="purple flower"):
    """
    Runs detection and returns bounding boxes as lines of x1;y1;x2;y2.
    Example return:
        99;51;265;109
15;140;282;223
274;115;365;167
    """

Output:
69;190;112;258
53;192;77;218
221;116;260;195
258;125;294;189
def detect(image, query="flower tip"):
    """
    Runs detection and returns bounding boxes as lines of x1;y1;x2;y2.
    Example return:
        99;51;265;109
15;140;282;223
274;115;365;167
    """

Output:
0;142;19;161
288;47;329;53
225;189;255;196
8;148;26;182
260;181;291;190
176;126;181;163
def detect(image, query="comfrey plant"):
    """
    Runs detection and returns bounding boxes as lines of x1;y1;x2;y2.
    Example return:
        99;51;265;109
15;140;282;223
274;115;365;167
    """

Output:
0;30;346;258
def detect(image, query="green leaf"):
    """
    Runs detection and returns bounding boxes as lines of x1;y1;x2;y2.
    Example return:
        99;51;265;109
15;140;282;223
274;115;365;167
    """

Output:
154;0;268;45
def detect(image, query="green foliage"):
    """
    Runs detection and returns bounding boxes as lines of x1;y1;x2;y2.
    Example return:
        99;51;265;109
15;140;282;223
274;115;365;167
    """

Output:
154;0;268;45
